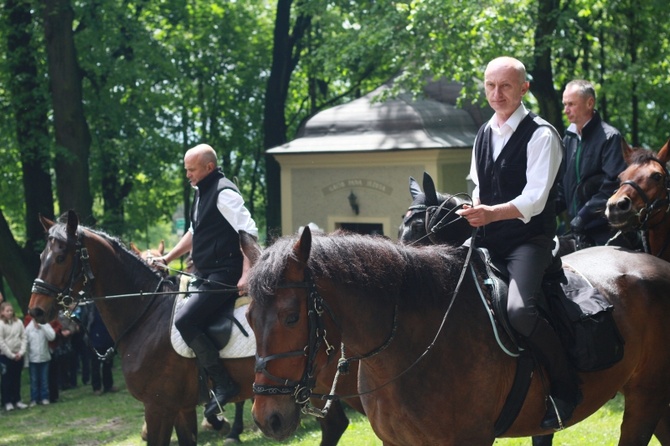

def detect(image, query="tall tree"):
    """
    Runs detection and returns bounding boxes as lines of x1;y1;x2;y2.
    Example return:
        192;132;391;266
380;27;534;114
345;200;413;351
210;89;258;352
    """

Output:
42;0;93;223
1;0;55;310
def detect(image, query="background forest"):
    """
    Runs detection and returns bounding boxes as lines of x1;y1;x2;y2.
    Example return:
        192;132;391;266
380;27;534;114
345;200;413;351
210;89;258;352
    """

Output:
1;0;669;312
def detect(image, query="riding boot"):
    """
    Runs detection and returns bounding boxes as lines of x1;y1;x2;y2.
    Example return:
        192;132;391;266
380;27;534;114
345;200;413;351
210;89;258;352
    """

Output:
188;333;240;419
525;317;582;430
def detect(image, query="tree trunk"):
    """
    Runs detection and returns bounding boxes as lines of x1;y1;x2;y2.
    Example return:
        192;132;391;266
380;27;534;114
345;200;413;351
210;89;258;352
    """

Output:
529;0;565;135
2;0;55;311
263;0;311;239
42;0;94;224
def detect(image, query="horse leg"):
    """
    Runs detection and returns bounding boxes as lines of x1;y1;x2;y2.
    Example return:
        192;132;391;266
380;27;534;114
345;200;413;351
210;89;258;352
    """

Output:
531;434;554;446
174;408;198;446
143;405;178;446
653;404;670;445
224;400;246;444
317;400;349;446
618;393;667;446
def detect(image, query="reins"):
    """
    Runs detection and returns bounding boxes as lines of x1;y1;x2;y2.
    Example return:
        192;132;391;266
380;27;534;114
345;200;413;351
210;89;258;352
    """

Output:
31;230;240;361
404;193;471;246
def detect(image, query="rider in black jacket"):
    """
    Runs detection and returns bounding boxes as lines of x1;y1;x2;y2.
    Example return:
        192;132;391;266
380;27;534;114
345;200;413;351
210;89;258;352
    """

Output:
557;80;627;248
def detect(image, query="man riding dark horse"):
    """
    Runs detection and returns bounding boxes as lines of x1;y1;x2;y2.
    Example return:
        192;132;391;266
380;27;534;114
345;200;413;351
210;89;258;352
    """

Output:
156;144;258;419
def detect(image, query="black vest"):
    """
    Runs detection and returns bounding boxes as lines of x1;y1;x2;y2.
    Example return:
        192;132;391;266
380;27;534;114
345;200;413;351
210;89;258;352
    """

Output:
475;112;558;257
191;168;243;274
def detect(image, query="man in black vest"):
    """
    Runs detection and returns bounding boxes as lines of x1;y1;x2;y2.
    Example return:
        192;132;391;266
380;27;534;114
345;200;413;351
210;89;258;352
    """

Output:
458;57;581;431
156;144;258;419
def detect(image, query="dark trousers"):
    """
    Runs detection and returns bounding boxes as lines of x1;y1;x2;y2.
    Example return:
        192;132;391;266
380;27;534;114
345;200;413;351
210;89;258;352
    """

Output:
0;355;24;405
504;238;554;337
48;356;61;402
175;269;241;344
90;352;114;392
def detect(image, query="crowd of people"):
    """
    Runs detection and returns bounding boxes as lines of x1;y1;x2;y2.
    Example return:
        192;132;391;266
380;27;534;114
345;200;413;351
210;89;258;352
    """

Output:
0;292;118;413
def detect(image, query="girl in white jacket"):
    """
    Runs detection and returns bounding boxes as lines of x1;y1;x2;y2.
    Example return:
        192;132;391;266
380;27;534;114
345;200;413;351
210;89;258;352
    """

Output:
0;302;28;411
25;318;56;406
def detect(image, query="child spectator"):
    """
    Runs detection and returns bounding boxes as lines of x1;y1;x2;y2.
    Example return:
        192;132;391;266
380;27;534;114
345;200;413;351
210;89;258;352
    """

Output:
0;301;28;411
24;316;56;406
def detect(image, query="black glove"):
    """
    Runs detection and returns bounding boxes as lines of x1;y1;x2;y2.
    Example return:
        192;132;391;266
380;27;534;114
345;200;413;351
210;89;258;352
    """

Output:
570;215;585;234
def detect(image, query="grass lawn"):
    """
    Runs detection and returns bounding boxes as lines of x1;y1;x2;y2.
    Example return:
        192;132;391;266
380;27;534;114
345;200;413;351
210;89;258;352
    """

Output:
0;364;660;445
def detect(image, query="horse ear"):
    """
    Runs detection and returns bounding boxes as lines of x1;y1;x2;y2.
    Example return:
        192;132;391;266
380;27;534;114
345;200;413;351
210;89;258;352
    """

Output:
409;176;422;199
422;172;438;206
657;138;670;164
621;139;635;165
158;240;165;255
129;242;142;255
294;225;312;265
66;210;79;238
239;231;262;265
38;213;55;231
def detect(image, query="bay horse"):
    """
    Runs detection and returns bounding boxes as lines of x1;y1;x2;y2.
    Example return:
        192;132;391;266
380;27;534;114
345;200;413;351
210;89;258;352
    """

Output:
245;226;670;445
606;138;670;262
131;240;248;443
26;210;361;446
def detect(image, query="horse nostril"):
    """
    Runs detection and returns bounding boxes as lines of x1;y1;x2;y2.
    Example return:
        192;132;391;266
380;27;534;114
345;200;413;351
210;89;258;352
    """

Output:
616;197;632;211
29;307;44;320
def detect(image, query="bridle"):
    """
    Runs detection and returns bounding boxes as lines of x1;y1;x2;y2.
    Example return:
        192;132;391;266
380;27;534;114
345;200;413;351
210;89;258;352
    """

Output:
618;158;670;256
252;268;398;418
403;193;471;246
31;231;95;311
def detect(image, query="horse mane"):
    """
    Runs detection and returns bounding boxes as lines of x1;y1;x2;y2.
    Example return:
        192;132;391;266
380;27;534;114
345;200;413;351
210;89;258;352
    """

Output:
249;231;468;309
629;146;660;165
49;220;164;286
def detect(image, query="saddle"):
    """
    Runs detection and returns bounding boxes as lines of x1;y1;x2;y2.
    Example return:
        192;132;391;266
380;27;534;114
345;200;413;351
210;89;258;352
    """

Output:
472;247;624;435
169;283;256;360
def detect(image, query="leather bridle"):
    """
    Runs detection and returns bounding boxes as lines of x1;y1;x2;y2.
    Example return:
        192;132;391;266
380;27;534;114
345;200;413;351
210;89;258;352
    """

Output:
252;267;398;417
618;158;670;256
31;231;95;311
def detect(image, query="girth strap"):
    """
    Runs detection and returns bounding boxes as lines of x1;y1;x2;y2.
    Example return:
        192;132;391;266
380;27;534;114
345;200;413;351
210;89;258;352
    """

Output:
493;351;535;436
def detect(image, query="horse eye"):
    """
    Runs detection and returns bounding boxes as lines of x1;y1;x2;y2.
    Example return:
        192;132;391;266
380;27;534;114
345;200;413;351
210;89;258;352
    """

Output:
285;313;300;327
56;255;65;264
652;172;664;182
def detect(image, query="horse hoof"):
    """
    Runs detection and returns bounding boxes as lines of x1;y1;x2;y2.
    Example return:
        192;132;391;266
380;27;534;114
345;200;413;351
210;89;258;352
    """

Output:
201;414;231;436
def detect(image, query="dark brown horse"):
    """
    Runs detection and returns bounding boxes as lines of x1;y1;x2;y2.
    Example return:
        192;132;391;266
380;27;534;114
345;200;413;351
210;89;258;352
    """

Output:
27;211;360;446
240;230;365;441
397;172;472;246
245;226;670;445
606;138;670;262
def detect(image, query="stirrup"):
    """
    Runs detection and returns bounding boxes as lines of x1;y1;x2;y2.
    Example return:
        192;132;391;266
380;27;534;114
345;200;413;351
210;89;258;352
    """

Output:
206;389;225;417
546;395;565;431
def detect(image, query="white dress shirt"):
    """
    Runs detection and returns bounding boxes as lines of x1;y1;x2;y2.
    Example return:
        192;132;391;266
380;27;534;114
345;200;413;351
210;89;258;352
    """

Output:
468;104;563;223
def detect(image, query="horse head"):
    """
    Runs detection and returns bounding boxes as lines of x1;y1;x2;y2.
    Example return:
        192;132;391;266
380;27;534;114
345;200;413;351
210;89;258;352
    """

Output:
398;172;472;246
131;240;169;277
28;210;89;323
243;227;348;440
606;138;670;231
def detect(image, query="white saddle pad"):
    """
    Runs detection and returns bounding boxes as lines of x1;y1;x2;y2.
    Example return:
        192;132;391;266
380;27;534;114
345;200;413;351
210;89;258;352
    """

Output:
170;294;256;359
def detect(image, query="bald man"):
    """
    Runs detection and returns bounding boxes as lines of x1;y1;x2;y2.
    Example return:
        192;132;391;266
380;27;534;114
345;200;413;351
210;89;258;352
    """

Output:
157;144;258;419
458;57;581;431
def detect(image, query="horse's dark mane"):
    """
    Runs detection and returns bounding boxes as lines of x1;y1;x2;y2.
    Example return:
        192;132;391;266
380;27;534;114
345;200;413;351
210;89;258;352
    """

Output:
249;231;468;308
629;146;661;165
